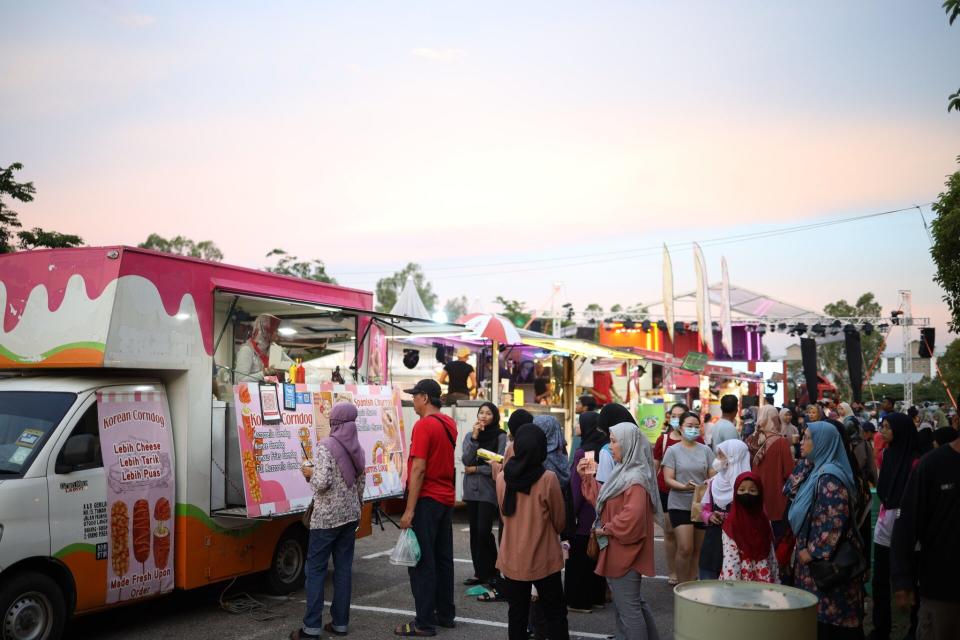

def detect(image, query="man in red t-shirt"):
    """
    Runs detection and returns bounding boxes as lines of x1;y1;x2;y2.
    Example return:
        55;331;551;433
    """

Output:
396;379;457;636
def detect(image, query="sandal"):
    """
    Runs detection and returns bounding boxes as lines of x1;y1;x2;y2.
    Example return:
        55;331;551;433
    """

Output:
394;622;436;637
667;576;679;586
324;622;348;636
477;590;507;603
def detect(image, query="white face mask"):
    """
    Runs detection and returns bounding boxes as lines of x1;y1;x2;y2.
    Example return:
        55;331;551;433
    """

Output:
712;458;728;472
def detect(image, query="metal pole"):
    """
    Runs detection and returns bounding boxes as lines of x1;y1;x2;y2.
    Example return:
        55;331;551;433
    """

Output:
492;340;500;406
900;290;913;407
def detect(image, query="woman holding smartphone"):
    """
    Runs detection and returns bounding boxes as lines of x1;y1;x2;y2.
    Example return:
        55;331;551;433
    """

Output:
661;411;716;583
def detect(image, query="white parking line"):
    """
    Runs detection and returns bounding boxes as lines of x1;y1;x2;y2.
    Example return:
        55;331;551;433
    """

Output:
320;601;612;639
361;549;393;559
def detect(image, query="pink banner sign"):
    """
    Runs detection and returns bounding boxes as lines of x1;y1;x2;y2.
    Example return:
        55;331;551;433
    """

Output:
97;391;175;604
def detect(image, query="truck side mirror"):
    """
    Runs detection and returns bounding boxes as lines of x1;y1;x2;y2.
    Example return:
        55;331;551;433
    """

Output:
56;434;99;474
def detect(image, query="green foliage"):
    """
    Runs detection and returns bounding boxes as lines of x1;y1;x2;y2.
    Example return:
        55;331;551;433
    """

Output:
937;338;960;396
494;296;531;327
140;233;224;262
949;89;960;113
443;296;469;322
375;263;437;313
263;248;336;283
609;304;623;313
946;0;960;25
17;228;83;250
819;293;884;399
1;162;83;252
930;158;960;332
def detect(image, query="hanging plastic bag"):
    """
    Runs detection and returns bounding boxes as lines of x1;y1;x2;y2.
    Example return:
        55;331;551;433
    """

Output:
389;528;421;567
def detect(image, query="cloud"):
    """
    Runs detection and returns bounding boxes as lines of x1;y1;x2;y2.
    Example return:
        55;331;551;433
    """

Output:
411;47;465;62
115;13;156;28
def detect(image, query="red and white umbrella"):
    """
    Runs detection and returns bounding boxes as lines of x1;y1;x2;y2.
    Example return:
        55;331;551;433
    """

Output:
455;313;522;405
456;313;522;345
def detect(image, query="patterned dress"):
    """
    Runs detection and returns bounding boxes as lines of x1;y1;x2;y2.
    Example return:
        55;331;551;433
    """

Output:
720;531;778;583
792;473;864;628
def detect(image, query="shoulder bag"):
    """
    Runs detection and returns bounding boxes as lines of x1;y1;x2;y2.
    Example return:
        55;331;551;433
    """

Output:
803;479;868;592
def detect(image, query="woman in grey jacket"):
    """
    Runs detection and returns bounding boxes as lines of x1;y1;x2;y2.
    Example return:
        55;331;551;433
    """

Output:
462;402;508;588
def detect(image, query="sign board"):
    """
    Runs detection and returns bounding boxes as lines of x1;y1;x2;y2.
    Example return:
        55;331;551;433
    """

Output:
636;402;665;444
680;351;709;372
232;382;407;517
97;391;175;603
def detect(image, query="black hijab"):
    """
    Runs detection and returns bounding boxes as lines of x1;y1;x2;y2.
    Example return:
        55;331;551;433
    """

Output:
934;426;958;447
501;424;547;517
578;411;607;453
877;412;919;509
597;403;636;435
476;402;502;455
917;428;935;456
507;409;534;438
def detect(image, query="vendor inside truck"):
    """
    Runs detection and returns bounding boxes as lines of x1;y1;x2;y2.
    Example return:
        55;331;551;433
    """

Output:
234;313;294;381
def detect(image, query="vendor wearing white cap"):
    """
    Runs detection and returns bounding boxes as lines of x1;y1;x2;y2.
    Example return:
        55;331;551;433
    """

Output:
235;313;294;382
439;347;476;405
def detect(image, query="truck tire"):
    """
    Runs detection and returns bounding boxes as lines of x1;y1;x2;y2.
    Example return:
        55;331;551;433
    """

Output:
263;526;306;594
0;571;66;640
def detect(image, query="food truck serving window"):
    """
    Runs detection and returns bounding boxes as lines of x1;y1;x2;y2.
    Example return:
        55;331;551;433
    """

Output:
0;391;77;476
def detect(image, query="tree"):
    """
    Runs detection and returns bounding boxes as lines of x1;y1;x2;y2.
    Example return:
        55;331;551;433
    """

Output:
140;233;224;262
375;263;437;313
930;157;960;332
494;296;531;327
819;293;884;400
610;304;623;313
263;249;336;283
1;162;83;252
443;296;468;322
946;1;960;112
937;338;960;396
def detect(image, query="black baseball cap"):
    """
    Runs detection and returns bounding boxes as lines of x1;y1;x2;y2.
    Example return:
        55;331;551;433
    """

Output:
403;379;442;399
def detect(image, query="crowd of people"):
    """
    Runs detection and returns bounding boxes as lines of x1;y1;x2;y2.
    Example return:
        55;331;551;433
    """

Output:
289;381;960;640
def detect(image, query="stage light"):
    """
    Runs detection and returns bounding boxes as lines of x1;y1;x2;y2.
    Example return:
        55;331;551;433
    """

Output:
812;323;826;336
862;322;873;335
674;321;686;335
778;323;787;332
769;324;776;333
657;320;668;332
641;320;651;332
878;323;889;332
758;324;767;335
623;319;635;330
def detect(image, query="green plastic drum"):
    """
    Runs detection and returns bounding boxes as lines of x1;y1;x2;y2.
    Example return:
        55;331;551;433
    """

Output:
674;581;818;639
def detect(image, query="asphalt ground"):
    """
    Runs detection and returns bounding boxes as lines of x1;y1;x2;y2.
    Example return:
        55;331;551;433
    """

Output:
66;509;907;639
68;509;678;639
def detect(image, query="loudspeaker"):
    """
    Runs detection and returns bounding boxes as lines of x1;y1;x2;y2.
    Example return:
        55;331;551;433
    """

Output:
844;328;864;403
919;328;935;358
801;338;819;403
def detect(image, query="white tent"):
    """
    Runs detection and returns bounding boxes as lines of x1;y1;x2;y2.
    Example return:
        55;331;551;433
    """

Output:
390;276;430;320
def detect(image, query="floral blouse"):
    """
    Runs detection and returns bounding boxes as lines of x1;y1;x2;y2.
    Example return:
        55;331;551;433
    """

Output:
720;531;778;583
308;444;365;530
792;473;864;628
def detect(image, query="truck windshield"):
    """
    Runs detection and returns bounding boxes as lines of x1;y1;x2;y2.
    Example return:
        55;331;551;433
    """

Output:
0;391;77;476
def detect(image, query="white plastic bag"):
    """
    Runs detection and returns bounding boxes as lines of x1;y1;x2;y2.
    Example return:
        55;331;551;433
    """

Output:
389;528;421;567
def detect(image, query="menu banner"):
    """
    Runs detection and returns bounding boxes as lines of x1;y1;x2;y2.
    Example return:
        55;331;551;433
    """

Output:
233;382;406;516
97;391;175;604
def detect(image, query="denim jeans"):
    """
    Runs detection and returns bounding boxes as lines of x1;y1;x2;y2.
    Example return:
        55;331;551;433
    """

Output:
407;498;456;631
303;520;357;635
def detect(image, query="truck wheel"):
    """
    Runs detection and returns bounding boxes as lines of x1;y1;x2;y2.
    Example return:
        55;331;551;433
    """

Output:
0;572;66;640
263;527;306;594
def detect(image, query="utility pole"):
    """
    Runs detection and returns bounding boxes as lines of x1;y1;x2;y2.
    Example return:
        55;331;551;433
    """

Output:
900;290;914;407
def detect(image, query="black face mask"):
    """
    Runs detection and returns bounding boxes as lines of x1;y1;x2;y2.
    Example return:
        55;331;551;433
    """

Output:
736;493;761;509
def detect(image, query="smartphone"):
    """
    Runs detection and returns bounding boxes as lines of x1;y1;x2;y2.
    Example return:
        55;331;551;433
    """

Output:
584;450;595;462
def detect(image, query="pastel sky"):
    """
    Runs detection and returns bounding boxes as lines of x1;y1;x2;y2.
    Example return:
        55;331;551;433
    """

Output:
2;1;958;354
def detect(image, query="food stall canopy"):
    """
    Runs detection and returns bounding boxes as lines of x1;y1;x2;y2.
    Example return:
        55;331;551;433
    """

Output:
520;336;641;361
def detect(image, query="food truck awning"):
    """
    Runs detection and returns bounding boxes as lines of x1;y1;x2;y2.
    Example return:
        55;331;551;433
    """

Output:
519;336;642;361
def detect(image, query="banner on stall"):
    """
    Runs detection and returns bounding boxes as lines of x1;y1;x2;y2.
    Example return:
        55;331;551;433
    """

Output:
98;391;175;604
636;402;665;444
233;382;407;516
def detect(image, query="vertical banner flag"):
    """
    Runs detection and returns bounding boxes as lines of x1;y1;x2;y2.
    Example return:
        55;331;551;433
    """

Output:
692;242;713;353
720;257;733;358
636;402;666;444
663;244;675;341
97;391;175;604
